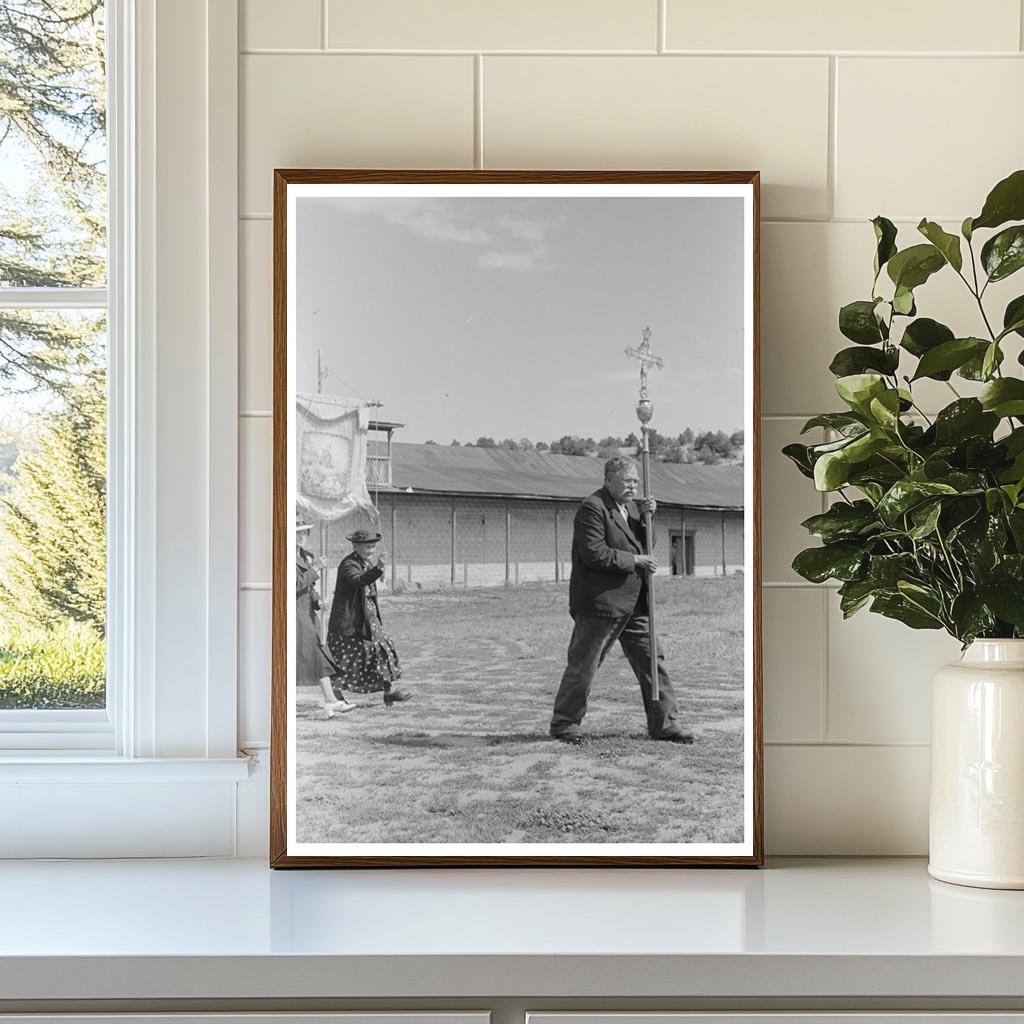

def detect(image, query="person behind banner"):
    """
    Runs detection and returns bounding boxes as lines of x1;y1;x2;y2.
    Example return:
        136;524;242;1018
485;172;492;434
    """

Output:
549;456;694;745
296;525;356;720
327;529;411;707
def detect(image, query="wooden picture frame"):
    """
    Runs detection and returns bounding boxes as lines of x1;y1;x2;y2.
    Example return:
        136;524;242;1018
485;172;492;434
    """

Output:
271;170;762;867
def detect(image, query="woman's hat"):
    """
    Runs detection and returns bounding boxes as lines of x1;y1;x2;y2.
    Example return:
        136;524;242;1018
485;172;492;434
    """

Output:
346;528;382;544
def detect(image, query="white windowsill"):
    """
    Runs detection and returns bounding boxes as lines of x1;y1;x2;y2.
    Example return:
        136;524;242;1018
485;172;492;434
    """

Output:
0;754;252;781
0;858;1023;1004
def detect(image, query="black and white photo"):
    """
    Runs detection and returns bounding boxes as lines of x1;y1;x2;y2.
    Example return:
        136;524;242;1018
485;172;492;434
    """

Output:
271;171;762;867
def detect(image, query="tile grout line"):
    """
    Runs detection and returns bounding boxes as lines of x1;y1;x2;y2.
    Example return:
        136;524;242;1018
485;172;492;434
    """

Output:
820;430;832;741
762;581;840;589
657;0;666;54
766;740;931;748
238;47;1024;57
1021;0;1024;52
827;55;838;221
474;55;484;169
321;0;328;50
820;586;830;743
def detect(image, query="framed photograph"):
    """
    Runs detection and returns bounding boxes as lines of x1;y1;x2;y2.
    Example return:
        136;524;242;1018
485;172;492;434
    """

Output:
270;170;762;867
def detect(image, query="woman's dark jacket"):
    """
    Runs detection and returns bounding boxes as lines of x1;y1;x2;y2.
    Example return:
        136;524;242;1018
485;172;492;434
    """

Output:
327;552;384;640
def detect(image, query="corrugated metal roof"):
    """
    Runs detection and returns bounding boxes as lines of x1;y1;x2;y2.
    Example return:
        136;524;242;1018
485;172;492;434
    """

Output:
388;442;743;510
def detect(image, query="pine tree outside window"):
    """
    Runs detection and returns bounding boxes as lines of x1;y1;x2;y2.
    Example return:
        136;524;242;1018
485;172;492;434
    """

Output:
0;2;109;726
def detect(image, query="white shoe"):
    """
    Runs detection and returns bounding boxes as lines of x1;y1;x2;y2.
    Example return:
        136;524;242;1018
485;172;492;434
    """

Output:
325;700;357;719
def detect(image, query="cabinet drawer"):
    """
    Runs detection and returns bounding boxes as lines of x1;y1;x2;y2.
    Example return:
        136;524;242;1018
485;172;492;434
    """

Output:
0;1015;489;1024
529;1016;1024;1024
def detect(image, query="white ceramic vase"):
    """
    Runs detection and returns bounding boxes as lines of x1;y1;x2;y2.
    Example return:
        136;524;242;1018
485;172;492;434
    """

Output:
929;639;1024;889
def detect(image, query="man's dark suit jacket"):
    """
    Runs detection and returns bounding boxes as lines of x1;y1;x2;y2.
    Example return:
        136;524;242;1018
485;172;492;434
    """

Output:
327;552;384;640
568;486;651;619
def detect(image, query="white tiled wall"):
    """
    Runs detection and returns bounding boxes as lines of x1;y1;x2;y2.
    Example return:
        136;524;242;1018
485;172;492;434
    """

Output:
236;0;1022;854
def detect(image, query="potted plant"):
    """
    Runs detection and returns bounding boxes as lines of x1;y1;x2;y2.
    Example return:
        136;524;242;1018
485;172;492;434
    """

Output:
785;169;1024;889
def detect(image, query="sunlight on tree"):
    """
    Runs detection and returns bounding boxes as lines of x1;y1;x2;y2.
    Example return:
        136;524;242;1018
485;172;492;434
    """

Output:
0;1;107;708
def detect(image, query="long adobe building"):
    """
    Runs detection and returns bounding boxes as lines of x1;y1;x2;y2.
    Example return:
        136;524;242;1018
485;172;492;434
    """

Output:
315;428;745;591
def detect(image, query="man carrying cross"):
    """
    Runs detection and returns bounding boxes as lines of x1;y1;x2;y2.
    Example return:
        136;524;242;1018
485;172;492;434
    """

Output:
548;454;694;746
550;328;694;746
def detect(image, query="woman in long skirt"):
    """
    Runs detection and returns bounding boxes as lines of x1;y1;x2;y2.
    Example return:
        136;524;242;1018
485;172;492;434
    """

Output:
326;528;411;707
296;527;356;719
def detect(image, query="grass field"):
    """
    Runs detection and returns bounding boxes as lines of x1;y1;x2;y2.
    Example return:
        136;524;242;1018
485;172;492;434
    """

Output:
295;575;746;846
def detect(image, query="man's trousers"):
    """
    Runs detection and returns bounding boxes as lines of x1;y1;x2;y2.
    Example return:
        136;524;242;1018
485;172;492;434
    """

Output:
549;609;682;739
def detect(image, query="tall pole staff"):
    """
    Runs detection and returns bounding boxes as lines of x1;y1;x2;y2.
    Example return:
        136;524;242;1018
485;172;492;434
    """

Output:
625;327;663;701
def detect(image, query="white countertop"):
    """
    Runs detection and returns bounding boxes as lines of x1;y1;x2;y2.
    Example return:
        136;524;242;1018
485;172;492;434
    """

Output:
2;857;1024;1001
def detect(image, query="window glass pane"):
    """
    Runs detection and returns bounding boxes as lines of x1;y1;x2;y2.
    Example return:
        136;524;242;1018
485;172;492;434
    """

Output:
0;309;106;709
0;1;107;288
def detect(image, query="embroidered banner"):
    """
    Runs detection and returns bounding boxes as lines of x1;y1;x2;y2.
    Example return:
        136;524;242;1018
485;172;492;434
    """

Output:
295;394;375;521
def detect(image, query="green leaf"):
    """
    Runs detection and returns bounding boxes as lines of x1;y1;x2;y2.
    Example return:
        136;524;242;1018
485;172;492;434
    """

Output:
868;389;902;430
877;479;958;524
933;470;987;494
971;168;1024;232
934;399;999;445
1003;295;1024;339
838;579;879;618
962;216;974;241
985;486;1009;514
908;500;942;539
887;244;946;291
917;219;963;272
871;594;943;630
892;286;916;316
1008;508;1024;548
849;464;907;493
981;225;1024;283
900;317;955;361
868;552;914;587
872;216;898;278
800;501;879;543
1005;428;1024;457
792;543;866;584
839;300;887;345
835;373;887;414
800;413;865;435
782;442;815;479
950;593;996;644
982;341;1001;381
999;431;1024;489
980;378;1024;418
976;577;1024;629
829;345;899;378
809;433;864;456
911;338;988;381
960;344;1004;381
847;432;888;460
814;450;850;491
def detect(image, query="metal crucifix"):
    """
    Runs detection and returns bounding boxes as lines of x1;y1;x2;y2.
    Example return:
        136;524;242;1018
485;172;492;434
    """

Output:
624;326;663;701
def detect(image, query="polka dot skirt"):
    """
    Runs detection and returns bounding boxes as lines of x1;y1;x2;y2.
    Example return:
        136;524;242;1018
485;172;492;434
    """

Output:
327;626;402;694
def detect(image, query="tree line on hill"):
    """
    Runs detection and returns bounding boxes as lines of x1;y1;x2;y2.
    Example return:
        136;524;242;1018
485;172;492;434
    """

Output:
423;429;745;465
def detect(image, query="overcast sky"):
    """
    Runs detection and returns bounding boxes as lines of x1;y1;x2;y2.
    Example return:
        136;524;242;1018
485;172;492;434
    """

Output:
296;195;746;445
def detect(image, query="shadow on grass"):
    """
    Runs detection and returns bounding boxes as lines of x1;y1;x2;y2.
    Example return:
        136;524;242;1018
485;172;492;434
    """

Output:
376;730;657;749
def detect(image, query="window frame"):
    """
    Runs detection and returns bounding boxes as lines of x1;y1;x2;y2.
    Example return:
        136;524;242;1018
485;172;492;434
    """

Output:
0;2;121;751
0;0;242;775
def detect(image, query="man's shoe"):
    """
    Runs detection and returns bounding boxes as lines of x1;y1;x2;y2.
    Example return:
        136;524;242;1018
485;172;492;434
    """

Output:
657;731;694;744
553;733;585;746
